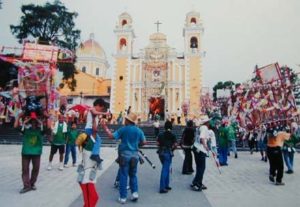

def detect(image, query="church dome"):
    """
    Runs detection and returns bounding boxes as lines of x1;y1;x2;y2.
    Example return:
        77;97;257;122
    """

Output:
149;32;167;42
77;33;107;59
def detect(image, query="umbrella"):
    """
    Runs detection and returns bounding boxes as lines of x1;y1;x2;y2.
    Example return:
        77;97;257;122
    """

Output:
68;104;91;114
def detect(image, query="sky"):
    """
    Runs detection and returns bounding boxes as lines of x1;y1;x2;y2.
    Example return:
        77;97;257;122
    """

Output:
0;0;300;89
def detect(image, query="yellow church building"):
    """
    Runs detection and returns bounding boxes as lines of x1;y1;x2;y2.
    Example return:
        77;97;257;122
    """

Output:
110;11;204;120
59;33;111;106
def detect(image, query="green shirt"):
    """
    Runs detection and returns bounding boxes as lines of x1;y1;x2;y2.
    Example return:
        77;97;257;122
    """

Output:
284;134;299;148
53;124;66;145
67;129;79;145
22;128;43;155
226;125;236;141
218;126;229;147
83;137;94;151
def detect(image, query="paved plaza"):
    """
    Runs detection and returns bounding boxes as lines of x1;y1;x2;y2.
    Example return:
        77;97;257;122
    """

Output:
0;145;299;207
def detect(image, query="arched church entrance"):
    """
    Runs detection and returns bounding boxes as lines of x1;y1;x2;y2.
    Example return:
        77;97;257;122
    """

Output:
148;96;165;120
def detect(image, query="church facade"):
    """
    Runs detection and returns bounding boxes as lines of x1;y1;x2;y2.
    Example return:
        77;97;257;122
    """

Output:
110;11;204;120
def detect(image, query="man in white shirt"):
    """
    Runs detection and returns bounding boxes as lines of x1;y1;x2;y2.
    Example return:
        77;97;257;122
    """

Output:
153;119;160;138
191;116;210;191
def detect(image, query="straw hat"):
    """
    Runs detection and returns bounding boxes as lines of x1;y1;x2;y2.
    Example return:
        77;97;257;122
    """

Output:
199;115;211;125
125;112;138;124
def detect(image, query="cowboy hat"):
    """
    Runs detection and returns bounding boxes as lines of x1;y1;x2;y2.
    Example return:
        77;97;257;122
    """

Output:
125;112;137;124
199;115;211;125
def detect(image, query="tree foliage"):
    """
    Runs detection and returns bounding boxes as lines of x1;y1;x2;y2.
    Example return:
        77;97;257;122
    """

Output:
10;0;81;90
212;81;236;101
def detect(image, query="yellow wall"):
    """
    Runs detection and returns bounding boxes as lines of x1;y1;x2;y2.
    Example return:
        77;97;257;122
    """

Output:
112;58;128;114
189;56;202;115
59;71;111;97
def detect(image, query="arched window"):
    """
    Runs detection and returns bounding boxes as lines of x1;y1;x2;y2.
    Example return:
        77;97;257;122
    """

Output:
122;19;127;26
191;17;197;24
190;37;198;49
82;66;86;73
120;38;127;50
96;68;100;76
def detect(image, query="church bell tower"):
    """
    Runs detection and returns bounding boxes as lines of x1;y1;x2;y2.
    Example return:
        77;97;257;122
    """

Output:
111;12;135;115
183;11;204;115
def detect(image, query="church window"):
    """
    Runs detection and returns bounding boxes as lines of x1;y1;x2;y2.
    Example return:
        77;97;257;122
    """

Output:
107;87;111;94
96;68;100;76
191;17;197;24
122;19;127;26
120;38;127;50
190;37;198;48
82;66;86;73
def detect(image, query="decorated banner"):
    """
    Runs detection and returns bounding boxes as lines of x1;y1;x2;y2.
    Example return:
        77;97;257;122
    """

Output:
22;43;59;62
216;63;298;130
256;63;281;84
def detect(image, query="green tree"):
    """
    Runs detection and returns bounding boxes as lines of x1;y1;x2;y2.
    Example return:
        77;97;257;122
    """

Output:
10;0;80;90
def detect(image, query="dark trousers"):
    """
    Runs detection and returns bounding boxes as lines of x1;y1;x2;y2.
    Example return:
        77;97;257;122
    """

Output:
182;148;193;173
64;144;77;165
22;154;41;188
267;146;284;182
154;128;159;138
192;151;206;186
249;139;258;153
177;117;181;124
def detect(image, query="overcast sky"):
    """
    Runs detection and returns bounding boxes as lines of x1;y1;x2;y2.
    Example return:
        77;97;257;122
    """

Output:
0;0;300;88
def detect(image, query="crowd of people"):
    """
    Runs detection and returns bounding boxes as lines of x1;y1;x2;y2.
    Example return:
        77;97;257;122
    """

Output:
10;95;300;206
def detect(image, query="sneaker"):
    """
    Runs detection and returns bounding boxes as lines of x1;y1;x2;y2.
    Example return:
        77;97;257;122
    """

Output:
182;172;193;175
90;155;103;165
72;163;77;167
269;175;275;183
31;185;37;190
285;170;293;174
63;164;69;168
131;192;139;202
166;186;172;191
275;181;285;186
19;187;31;194
47;163;52;171
190;184;202;191
118;198;126;204
59;164;64;171
201;184;207;190
159;189;168;193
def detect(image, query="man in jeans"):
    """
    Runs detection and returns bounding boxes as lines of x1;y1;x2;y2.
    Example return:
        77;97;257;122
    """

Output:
112;112;146;204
